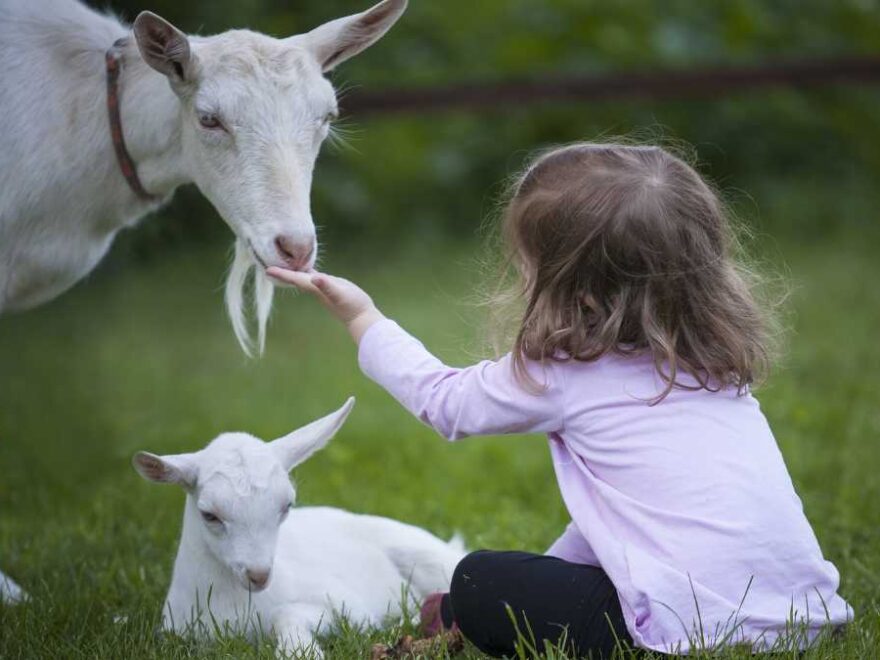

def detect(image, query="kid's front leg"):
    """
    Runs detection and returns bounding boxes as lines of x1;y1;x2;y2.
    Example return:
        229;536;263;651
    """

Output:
273;604;326;659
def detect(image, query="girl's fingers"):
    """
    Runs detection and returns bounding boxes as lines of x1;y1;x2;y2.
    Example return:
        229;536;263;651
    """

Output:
266;268;342;313
266;267;320;294
311;274;342;301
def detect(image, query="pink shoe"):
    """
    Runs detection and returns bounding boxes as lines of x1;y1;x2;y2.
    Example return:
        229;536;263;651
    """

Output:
419;592;452;637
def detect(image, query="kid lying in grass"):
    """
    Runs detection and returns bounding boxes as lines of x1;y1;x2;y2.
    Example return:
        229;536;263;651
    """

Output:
269;143;852;657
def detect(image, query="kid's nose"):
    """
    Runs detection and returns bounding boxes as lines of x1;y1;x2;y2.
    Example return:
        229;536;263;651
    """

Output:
246;567;271;590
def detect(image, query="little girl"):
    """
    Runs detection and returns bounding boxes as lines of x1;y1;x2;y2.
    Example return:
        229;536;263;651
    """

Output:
269;143;852;657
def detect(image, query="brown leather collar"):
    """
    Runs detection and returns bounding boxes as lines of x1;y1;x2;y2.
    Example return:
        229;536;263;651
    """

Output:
105;39;157;202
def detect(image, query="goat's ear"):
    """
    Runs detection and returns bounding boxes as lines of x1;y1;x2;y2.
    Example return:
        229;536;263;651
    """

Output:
298;0;407;72
271;397;355;470
132;11;196;84
132;451;197;488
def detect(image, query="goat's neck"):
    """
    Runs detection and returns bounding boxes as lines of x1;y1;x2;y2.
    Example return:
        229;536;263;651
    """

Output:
165;500;251;629
173;500;239;596
113;43;190;199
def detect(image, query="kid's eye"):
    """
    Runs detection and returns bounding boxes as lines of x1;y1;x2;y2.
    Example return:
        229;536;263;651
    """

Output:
200;510;221;523
322;111;338;125
281;502;293;517
198;112;224;130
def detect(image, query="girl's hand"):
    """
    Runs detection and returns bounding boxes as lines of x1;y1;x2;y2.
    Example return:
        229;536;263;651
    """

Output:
266;268;386;343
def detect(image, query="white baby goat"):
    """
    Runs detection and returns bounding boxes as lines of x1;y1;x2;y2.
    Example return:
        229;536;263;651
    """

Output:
133;398;464;656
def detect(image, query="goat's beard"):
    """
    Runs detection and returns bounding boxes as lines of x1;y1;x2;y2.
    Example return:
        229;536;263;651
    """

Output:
225;239;275;356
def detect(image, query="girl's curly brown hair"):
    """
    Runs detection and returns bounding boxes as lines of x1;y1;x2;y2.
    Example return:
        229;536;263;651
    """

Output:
493;142;776;401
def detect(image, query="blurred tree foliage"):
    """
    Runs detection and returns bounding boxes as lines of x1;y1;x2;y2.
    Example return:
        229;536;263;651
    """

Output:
97;0;880;255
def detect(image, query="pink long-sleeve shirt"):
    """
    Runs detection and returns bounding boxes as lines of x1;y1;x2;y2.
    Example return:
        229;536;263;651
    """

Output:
358;319;852;653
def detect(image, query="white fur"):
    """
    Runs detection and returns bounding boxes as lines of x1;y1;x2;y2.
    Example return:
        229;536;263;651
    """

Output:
0;573;26;604
0;0;407;353
133;399;464;656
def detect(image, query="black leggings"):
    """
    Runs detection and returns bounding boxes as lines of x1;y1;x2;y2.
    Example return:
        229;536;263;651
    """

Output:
443;550;632;659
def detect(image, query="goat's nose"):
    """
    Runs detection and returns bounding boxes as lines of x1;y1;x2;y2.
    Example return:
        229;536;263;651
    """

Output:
274;235;315;271
246;567;271;590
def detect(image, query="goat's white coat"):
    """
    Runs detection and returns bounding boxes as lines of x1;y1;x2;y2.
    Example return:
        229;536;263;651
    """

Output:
134;399;465;655
0;0;406;602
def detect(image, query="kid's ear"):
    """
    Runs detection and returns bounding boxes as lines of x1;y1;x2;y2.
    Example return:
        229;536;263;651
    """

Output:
271;397;355;471
132;451;197;489
296;0;407;72
132;11;197;84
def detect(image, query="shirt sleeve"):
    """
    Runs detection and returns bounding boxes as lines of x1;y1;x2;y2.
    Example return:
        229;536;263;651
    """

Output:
358;318;565;441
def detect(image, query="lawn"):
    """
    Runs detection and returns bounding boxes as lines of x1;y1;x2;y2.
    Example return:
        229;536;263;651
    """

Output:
0;230;878;659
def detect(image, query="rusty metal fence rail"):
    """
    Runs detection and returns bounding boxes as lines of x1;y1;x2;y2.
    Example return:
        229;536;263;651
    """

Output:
342;56;880;117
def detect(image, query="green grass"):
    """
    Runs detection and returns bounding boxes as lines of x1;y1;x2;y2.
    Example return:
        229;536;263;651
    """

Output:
0;232;878;659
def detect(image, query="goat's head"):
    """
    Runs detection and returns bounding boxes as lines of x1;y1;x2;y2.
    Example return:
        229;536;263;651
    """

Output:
133;397;355;592
131;1;407;354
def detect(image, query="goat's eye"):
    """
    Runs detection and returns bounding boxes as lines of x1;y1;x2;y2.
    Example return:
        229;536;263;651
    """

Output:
200;510;221;523
281;502;293;518
322;112;338;125
198;112;223;130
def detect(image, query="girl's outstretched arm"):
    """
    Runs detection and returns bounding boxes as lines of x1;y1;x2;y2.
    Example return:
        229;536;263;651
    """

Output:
267;268;565;440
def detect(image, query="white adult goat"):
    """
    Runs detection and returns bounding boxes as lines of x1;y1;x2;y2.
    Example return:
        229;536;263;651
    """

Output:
132;398;465;656
0;0;407;353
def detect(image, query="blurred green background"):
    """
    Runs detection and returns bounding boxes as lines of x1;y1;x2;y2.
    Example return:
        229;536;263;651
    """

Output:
1;1;879;658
